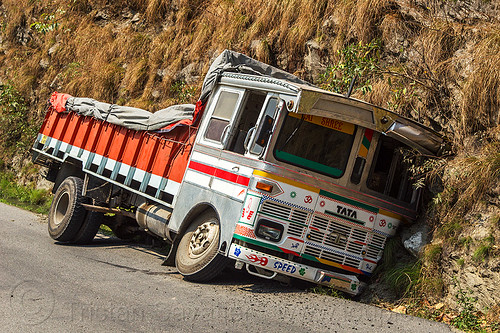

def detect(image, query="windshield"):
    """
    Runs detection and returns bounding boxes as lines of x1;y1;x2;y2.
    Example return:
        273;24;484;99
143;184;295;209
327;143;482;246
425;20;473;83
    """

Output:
274;113;356;178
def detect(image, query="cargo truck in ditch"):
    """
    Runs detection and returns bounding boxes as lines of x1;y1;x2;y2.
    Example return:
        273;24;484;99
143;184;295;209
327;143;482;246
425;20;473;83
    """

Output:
32;50;444;294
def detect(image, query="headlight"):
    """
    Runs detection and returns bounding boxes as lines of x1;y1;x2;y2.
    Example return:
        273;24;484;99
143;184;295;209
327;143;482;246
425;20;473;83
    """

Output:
256;219;284;242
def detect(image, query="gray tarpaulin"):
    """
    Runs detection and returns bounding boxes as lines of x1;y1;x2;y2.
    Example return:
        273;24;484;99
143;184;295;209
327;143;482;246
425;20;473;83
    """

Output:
65;97;195;131
62;49;307;131
200;49;313;102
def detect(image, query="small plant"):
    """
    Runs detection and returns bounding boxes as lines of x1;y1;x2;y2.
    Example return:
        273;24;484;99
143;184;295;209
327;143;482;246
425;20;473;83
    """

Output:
319;39;381;95
0;170;52;214
385;78;421;115
170;81;196;103
424;244;442;265
383;260;422;297
401;149;447;190
30;9;65;34
472;235;495;262
451;279;482;331
456;258;465;267
439;218;464;239
459;236;473;250
63;62;83;80
310;285;346;298
0;83;36;150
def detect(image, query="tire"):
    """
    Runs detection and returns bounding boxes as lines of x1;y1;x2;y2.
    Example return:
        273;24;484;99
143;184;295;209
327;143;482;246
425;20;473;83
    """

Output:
48;176;87;242
73;211;103;244
175;210;228;281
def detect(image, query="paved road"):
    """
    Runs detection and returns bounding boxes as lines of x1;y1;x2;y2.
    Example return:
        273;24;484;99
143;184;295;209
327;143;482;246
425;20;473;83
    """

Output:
0;203;454;332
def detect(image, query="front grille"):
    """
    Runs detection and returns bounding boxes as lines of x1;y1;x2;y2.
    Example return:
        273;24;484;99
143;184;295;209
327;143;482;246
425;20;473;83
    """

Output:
303;214;374;272
304;245;321;257
259;199;309;238
259;199;387;275
311;215;329;230
287;222;305;238
347;242;363;254
261;200;292;220
351;228;368;243
371;233;386;249
290;209;308;223
321;250;344;263
344;256;361;268
366;246;382;260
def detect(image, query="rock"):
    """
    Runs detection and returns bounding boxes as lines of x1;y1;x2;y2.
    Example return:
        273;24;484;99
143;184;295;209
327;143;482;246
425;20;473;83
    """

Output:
392;305;407;314
401;222;429;257
321;16;337;36
16;26;31;45
93;10;110;26
403;231;424;257
434;302;445;310
303;40;326;83
250;40;260;53
36;177;54;191
121;8;133;19
131;13;141;23
156;68;168;78
50;74;61;90
39;58;50;69
177;63;199;85
48;42;60;56
276;51;290;70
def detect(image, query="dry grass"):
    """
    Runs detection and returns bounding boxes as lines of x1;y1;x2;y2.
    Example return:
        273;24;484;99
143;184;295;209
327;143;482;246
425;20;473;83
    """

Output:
0;0;498;135
430;127;500;242
460;30;500;137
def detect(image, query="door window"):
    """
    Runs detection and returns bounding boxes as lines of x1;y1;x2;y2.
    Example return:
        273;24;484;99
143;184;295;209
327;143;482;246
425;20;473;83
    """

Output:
204;90;240;143
367;136;416;203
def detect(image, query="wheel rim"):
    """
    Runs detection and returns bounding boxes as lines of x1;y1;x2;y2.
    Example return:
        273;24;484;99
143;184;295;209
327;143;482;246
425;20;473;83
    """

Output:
54;191;70;226
189;221;218;257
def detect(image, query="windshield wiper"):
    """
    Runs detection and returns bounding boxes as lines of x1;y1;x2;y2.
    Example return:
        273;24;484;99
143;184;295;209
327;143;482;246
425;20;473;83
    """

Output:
279;115;304;151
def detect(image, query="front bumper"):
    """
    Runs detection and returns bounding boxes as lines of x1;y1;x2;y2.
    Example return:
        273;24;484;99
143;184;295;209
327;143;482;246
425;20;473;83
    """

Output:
228;243;364;295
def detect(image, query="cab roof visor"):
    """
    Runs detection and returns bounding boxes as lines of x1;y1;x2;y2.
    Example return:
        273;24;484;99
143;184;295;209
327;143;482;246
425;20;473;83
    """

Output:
385;121;444;156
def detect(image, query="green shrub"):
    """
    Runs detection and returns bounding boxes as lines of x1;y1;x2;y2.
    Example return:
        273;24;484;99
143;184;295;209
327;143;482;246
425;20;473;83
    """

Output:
0;171;52;214
319;39;381;95
472;235;495;262
0;84;36;151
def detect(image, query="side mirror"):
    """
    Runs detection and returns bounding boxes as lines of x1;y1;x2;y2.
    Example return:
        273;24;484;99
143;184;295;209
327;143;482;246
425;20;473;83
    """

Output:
350;156;366;184
254;115;274;148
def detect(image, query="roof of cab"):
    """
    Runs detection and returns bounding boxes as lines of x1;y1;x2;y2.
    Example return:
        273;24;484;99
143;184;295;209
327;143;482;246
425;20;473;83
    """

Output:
293;83;445;155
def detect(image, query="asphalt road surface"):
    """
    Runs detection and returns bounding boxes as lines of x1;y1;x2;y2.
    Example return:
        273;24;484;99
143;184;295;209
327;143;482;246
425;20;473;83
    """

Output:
0;203;454;332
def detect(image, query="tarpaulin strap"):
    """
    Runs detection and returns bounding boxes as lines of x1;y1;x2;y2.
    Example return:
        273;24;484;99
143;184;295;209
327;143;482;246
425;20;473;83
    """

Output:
50;92;72;113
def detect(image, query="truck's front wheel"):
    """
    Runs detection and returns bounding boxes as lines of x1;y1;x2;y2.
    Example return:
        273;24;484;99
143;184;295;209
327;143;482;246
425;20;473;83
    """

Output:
175;211;228;281
48;176;87;242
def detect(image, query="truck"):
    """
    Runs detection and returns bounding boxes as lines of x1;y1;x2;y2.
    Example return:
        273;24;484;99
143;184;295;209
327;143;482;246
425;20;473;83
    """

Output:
32;50;444;295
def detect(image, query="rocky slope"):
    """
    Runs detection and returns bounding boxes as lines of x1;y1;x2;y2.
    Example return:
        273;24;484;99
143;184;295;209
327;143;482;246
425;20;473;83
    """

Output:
0;0;498;325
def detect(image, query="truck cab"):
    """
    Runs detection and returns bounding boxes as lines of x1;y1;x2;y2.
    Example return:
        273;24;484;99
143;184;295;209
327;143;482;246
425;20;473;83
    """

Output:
167;72;443;294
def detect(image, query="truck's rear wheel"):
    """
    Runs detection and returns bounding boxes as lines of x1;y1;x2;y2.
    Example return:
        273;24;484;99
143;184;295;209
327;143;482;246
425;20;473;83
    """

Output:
48;176;87;242
175;211;228;281
73;211;103;244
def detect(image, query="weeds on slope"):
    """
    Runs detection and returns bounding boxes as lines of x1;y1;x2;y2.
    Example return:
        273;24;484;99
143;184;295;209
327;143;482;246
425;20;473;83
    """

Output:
0;170;51;214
